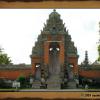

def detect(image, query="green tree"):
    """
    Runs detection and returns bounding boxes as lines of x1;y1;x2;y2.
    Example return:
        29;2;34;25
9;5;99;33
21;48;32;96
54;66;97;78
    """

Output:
98;45;100;61
17;75;26;88
0;47;11;64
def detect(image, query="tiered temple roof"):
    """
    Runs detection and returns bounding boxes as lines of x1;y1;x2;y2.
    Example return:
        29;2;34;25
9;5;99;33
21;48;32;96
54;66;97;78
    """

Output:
31;9;78;58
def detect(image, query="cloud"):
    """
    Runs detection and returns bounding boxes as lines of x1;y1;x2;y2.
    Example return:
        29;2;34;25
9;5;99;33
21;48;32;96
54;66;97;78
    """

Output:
82;20;96;32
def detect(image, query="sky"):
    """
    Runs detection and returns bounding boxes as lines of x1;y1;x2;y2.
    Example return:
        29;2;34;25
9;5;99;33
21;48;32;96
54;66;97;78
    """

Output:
0;9;100;64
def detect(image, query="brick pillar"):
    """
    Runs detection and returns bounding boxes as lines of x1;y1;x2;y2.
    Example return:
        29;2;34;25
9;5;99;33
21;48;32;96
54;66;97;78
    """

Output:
31;61;36;76
44;42;49;64
68;57;78;76
59;42;65;80
73;59;78;76
59;42;64;65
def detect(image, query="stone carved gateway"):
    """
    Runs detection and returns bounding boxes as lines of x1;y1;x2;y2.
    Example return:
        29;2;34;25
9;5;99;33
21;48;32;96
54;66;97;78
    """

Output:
30;10;79;89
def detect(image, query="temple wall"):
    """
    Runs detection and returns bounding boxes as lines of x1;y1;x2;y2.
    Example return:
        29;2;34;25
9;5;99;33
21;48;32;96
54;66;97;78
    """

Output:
79;70;100;78
0;68;32;80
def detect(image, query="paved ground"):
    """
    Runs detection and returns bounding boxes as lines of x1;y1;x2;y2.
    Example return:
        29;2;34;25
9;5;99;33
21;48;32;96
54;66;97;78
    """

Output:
19;88;100;92
0;88;100;99
19;89;83;92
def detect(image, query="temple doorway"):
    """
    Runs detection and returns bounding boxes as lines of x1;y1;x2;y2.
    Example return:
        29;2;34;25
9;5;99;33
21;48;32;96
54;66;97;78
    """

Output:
49;42;60;76
47;42;61;89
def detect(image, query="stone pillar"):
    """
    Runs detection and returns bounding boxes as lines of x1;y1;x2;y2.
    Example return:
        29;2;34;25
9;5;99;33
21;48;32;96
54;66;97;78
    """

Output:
40;62;48;89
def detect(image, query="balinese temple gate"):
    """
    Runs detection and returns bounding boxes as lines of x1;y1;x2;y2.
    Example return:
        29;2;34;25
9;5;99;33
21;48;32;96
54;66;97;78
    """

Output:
30;10;79;89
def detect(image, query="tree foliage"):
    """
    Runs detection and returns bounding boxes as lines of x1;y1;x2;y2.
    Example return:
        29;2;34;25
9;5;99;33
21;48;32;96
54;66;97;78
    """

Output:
0;47;11;65
17;75;25;82
17;75;26;88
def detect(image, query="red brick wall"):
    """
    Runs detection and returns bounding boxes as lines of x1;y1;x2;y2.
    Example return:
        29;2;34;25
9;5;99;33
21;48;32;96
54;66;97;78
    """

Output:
79;70;100;78
0;68;32;80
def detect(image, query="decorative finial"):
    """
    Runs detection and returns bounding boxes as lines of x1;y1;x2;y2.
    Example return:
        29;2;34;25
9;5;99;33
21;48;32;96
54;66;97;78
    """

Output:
84;51;89;65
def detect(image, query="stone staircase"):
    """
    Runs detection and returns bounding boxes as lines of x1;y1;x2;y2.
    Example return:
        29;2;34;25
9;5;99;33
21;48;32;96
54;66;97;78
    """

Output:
32;80;41;89
67;80;76;89
47;74;61;89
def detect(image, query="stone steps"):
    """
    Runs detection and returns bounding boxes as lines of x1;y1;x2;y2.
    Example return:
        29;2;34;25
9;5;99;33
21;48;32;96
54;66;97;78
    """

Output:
47;74;61;89
32;81;41;89
67;80;76;89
